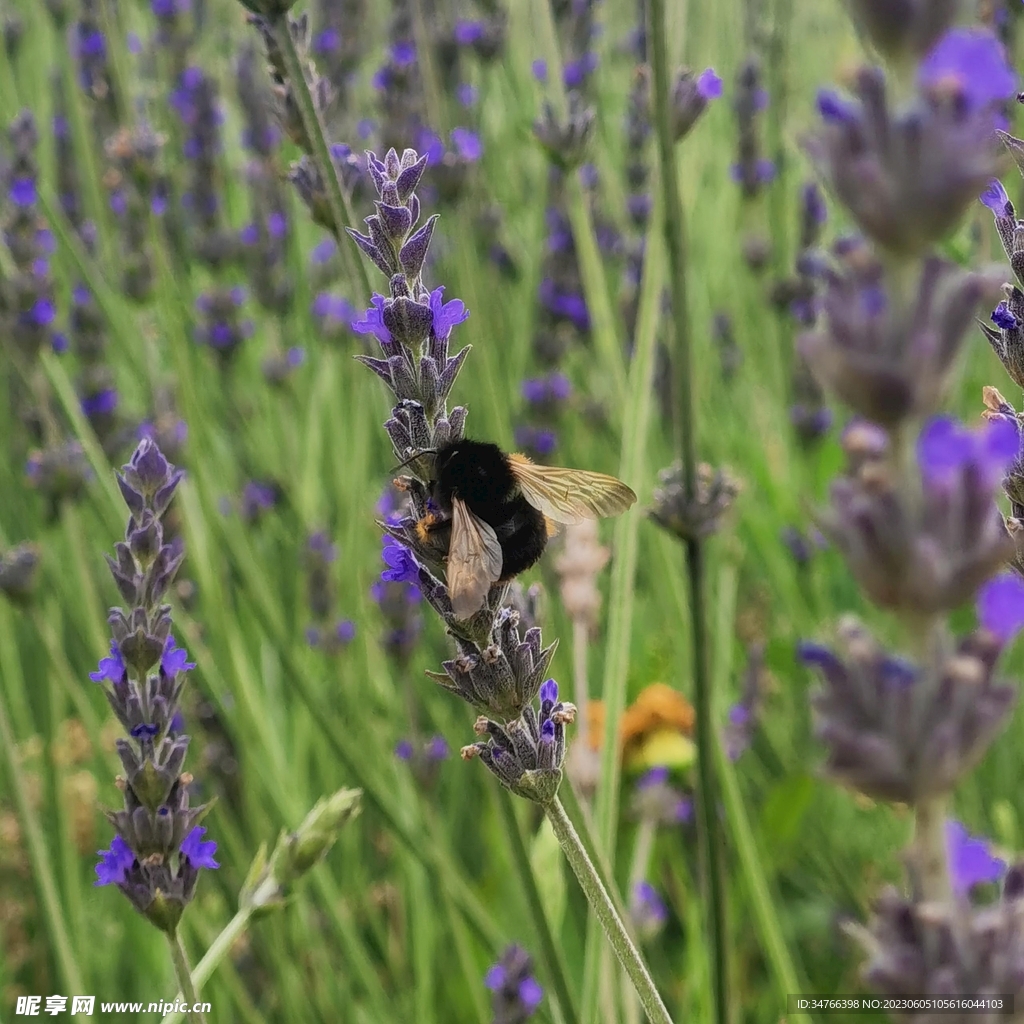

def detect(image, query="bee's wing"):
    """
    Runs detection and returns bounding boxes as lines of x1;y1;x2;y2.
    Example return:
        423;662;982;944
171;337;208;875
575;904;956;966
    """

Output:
508;454;637;525
448;497;504;618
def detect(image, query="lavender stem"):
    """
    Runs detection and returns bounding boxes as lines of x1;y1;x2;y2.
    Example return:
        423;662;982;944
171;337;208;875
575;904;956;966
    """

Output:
912;796;953;904
167;932;206;1024
544;797;675;1024
267;13;371;299
648;0;729;1019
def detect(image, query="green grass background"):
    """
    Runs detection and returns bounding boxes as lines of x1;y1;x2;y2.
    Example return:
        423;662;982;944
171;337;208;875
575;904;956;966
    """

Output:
0;0;1021;1021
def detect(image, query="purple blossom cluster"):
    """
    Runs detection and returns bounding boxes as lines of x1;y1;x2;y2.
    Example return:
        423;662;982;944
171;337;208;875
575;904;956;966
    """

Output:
794;5;1024;1006
90;439;219;933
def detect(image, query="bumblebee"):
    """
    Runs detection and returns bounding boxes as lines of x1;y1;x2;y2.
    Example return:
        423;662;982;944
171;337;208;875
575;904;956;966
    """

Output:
415;439;636;618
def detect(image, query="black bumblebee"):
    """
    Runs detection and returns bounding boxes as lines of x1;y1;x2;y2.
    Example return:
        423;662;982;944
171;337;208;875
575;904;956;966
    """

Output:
415;439;636;618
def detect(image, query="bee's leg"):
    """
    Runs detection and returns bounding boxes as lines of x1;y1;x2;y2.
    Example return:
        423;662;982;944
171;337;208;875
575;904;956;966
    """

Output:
414;511;444;543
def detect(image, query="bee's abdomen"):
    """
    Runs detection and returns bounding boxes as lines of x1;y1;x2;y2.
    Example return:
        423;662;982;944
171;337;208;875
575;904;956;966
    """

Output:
495;499;549;580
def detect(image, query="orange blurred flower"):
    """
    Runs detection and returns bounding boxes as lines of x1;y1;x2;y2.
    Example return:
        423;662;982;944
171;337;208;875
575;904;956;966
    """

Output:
585;684;696;771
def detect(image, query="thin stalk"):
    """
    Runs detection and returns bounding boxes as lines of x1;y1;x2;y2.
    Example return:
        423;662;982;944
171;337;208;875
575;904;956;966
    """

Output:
913;796;952;903
545;797;674;1024
583;181;666;1024
496;788;581;1024
268;14;371;302
160;874;277;1024
167;931;208;1024
648;0;728;1023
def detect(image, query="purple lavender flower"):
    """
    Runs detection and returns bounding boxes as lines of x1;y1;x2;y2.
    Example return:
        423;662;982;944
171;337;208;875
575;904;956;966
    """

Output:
531;59;547;83
381;535;421;586
485;945;543;1023
993;301;1020;331
946;821;1006;897
806;63;1008;256
671;66;722;140
630;766;693;825
981;178;1012;216
95;834;135;886
722;645;766;761
454;20;484;46
464;680;574;800
801;618;1016;802
918;28;1016;115
630;881;668;940
977;573;1024;645
799;253;992;427
451;127;482;162
180;826;219;870
92;439;216;932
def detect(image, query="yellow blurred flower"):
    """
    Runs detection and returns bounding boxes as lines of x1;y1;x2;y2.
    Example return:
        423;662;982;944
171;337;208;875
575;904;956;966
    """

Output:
584;683;696;771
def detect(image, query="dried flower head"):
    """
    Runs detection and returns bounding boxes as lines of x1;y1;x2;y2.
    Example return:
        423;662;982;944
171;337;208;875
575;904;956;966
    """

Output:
554;520;609;630
648;462;740;542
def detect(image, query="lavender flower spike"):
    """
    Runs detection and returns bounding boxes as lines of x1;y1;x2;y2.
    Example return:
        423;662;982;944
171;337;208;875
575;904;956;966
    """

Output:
92;438;217;934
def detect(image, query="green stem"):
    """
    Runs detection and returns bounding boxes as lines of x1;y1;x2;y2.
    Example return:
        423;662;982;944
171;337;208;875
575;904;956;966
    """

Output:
913;796;952;903
167;931;208;1024
496;789;581;1024
268;14;371;302
161;874;280;1024
648;0;729;1021
583;181;666;1024
546;797;674;1024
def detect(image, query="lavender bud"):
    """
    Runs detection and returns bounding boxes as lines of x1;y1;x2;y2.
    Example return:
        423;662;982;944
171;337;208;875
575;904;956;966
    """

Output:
0;542;41;605
630;881;669;941
424;603;558;721
268;788;361;881
533;96;595;170
671;67;722;141
853;876;1024;1004
630;767;692;826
